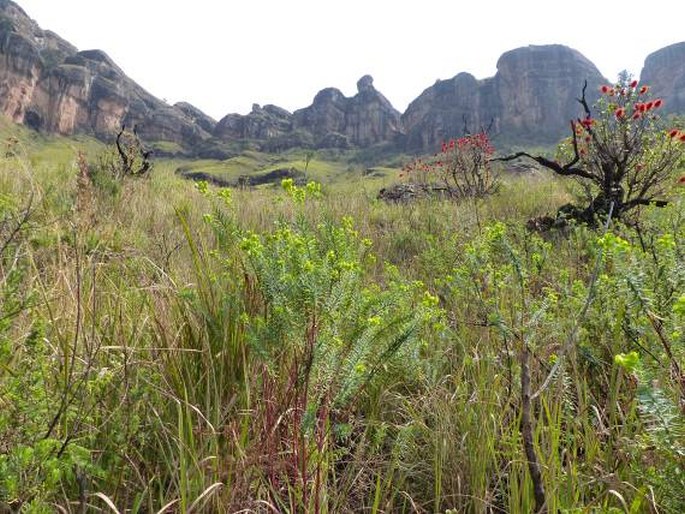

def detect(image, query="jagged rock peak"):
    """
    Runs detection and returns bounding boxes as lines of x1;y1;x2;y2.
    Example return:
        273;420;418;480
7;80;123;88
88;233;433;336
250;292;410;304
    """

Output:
313;87;345;105
291;76;401;148
357;74;375;93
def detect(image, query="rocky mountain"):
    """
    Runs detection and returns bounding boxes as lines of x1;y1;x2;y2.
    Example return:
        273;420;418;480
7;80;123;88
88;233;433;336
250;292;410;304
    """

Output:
0;0;684;157
403;45;607;150
0;0;211;145
640;42;685;115
213;75;402;151
293;75;402;148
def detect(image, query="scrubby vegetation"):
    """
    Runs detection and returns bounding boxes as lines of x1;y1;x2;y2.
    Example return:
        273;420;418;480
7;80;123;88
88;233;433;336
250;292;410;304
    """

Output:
1;84;685;514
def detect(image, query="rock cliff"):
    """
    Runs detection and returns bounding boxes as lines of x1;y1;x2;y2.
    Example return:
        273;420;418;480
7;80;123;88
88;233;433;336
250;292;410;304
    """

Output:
403;45;607;150
214;75;403;150
1;1;684;156
0;0;211;146
640;42;685;114
293;75;402;148
215;103;293;140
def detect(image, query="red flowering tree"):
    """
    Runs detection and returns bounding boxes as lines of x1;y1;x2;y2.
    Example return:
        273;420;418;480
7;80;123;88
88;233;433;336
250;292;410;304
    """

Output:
403;132;499;199
499;77;685;223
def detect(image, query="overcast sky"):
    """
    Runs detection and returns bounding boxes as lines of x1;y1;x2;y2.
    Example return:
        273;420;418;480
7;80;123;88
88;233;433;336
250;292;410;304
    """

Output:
16;1;684;120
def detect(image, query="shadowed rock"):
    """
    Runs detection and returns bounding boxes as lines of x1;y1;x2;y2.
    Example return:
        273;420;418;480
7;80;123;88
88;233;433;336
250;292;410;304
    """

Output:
293;75;403;148
640;42;685;114
403;45;606;150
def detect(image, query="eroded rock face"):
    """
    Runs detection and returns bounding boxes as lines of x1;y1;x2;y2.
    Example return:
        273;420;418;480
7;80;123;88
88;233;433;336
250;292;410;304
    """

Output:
1;1;682;156
293;75;402;147
403;45;606;150
175;101;217;134
214;103;293;140
402;72;495;150
213;76;402;150
292;88;347;139
640;42;685;114
0;0;210;146
495;45;604;143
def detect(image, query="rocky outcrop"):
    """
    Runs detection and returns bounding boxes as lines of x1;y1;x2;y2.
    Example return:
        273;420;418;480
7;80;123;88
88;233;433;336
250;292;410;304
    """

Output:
402;73;495;150
214;103;293;140
212;76;402;150
640;42;685;114
0;0;210;147
175;101;217;134
293;75;402;147
1;1;683;156
495;45;605;143
403;45;606;150
292;88;347;143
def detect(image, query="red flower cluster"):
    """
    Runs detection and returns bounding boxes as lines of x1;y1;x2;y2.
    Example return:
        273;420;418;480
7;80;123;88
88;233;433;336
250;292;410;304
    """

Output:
402;133;495;181
667;129;685;142
600;83;651;97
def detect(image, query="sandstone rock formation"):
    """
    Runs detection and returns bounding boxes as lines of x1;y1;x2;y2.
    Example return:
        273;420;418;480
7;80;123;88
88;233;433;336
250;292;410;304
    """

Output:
0;0;211;146
175;101;217;134
403;45;607;150
293;75;402;148
214;103;293;140
401;72;494;150
211;75;402;150
640;42;685;114
1;0;683;157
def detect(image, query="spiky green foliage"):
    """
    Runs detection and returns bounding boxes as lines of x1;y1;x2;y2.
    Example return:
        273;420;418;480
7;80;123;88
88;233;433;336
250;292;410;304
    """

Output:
0;128;684;513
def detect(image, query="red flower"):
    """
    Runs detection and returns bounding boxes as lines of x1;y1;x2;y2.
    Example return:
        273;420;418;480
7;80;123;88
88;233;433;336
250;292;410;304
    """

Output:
600;85;611;94
639;85;649;94
630;80;639;88
615;108;626;119
654;98;663;108
635;103;646;113
668;129;680;138
645;101;654;110
680;134;685;143
632;113;641;120
679;176;685;184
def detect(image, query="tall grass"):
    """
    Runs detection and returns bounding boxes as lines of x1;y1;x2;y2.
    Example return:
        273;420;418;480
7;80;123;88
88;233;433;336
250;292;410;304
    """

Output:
0;144;683;513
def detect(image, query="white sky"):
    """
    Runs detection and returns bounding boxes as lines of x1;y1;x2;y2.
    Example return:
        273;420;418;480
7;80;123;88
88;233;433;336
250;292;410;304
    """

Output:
16;1;684;120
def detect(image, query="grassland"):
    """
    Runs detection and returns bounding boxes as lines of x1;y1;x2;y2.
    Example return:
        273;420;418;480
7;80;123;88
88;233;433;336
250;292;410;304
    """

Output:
1;130;684;513
173;147;403;191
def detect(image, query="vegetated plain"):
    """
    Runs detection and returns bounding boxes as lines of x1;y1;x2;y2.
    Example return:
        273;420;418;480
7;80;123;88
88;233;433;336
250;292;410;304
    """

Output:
1;116;684;513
